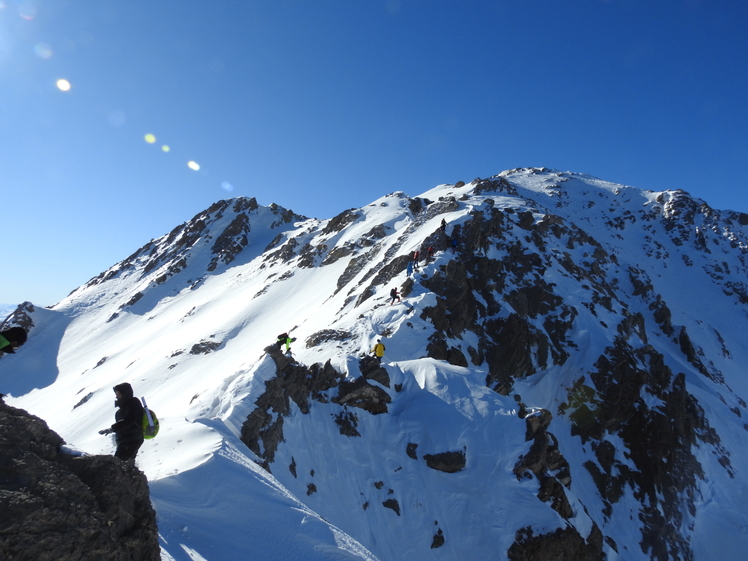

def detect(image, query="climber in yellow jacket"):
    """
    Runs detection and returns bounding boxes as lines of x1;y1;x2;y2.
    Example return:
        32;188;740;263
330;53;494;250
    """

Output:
371;339;385;362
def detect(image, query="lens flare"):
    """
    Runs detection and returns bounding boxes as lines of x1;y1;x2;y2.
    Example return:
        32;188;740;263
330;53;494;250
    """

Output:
187;161;200;171
56;79;71;91
144;133;156;144
35;43;53;59
221;181;234;192
19;2;36;20
161;145;170;152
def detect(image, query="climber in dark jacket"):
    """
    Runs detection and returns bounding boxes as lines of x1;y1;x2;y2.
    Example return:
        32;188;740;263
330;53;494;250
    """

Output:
99;383;144;462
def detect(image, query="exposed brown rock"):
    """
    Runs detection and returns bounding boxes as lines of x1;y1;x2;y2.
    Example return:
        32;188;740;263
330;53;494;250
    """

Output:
0;402;159;561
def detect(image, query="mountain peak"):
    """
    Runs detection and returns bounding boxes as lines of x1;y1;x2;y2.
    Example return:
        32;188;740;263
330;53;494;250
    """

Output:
3;169;748;560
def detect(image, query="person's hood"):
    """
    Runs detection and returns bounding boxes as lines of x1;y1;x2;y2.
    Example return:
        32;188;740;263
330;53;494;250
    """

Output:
113;383;134;400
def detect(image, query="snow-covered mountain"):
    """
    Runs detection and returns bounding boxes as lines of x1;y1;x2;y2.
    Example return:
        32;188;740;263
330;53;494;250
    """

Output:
2;168;747;561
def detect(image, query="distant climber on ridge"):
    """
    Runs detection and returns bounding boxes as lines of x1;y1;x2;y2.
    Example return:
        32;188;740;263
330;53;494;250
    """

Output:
276;332;296;356
390;287;401;305
371;339;386;362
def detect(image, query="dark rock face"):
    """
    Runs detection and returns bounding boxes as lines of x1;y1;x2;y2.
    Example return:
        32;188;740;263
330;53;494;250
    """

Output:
423;450;466;473
508;524;604;561
241;345;393;469
513;408;572;520
0;401;160;561
583;342;711;560
304;329;353;348
332;377;391;415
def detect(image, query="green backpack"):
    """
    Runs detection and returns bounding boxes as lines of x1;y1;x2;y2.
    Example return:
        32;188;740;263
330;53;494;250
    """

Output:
141;397;160;440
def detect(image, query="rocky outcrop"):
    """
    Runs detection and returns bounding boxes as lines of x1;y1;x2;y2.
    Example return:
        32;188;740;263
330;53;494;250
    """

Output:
513;407;573;520
423;450;466;473
241;346;393;469
508;524;604;561
0;400;160;561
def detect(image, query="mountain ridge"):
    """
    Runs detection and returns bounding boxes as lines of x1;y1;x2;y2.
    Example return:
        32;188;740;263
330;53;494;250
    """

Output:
2;167;747;560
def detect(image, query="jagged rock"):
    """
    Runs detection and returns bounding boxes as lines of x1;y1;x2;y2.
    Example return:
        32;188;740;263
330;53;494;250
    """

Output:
320;243;355;266
406;443;418;459
472;176;517;195
423;450;466;473
537;476;573;519
358;356;390;387
241;345;352;467
564;334;716;560
382;498;400;516
333;377;391;415
0;402;159;561
524;409;552;441
508;524;604;561
431;528;445;549
207;203;254;271
190;339;221;354
323;209;360;235
305;329;353;348
355;254;411;307
0;302;35;332
333;410;360;437
513;408;573;520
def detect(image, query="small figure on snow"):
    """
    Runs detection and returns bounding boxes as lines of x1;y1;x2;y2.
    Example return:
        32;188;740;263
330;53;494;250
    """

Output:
277;332;296;356
412;250;420;270
451;237;458;254
440;218;447;233
99;383;145;463
407;261;413;277
389;287;401;305
371;339;386;362
426;246;435;262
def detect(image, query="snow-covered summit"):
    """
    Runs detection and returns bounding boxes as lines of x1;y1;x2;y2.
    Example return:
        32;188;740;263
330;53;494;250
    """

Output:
2;168;747;561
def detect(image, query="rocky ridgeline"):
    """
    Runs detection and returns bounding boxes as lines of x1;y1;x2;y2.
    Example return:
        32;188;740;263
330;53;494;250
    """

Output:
70;197;305;319
238;174;746;559
409;181;740;560
0;400;159;561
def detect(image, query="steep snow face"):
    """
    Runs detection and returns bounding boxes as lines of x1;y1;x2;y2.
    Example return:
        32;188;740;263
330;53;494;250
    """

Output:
2;168;748;561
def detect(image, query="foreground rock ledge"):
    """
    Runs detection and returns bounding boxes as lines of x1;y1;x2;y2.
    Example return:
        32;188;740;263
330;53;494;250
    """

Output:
0;400;160;561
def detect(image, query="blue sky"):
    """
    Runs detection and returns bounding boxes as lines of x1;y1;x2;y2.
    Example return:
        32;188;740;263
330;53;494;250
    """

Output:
2;0;746;307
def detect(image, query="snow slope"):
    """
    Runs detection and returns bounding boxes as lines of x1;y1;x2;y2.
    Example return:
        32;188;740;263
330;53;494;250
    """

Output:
2;168;747;560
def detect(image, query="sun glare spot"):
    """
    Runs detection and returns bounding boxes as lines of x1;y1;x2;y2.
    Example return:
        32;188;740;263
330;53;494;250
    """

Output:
19;3;36;20
35;43;53;59
187;161;200;171
161;145;170;152
56;79;71;91
144;133;156;144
